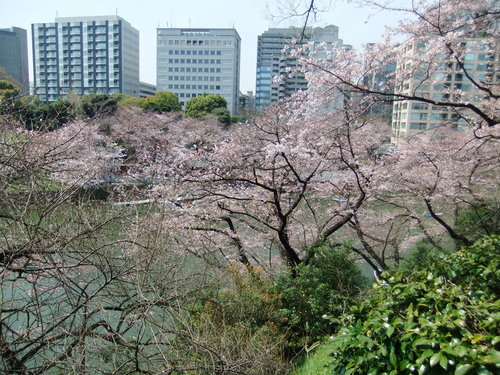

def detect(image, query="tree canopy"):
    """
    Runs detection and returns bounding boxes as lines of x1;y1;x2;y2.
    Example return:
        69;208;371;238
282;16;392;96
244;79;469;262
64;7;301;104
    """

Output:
184;94;228;118
140;91;181;113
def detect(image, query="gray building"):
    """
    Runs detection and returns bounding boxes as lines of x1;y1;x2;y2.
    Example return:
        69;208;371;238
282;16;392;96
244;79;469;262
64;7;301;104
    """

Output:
256;25;345;109
32;16;139;102
156;28;241;114
0;27;29;93
139;81;156;97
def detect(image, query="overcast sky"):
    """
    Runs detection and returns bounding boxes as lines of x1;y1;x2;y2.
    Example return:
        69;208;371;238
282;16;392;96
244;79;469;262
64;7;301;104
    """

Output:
0;0;404;93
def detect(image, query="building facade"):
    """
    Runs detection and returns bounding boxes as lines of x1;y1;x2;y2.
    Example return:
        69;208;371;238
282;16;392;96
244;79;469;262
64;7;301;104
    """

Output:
32;16;139;102
391;38;498;142
139;81;156;98
156;28;241;114
255;25;345;109
0;27;29;93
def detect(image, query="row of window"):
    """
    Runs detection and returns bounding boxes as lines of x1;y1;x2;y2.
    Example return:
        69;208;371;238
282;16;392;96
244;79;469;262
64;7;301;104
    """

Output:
158;38;233;47
166;84;221;91
166;58;221;64
407;112;461;121
37;80;119;87
165;76;221;82
166;49;222;56
166;67;221;73
38;24;119;34
37;42;119;50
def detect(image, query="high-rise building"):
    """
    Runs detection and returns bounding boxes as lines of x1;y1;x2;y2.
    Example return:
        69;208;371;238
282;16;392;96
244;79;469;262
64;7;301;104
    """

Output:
391;38;499;142
255;25;345;109
0;27;29;93
32;16;139;103
156;28;241;115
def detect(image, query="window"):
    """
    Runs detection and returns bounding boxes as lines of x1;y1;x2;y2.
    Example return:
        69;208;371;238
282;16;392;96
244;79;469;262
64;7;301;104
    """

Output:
410;122;427;130
411;103;428;110
410;112;427;120
464;53;475;61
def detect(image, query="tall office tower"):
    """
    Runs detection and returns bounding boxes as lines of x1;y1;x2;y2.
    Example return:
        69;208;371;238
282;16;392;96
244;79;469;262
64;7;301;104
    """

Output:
32;16;139;103
255;25;345;109
391;37;499;142
0;27;29;93
156;28;241;115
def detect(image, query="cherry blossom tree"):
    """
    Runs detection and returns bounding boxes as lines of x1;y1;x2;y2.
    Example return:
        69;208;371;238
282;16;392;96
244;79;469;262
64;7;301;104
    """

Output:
130;0;499;276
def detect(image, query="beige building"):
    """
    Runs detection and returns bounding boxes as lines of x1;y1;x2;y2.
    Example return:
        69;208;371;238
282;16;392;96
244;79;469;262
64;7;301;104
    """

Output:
391;38;498;143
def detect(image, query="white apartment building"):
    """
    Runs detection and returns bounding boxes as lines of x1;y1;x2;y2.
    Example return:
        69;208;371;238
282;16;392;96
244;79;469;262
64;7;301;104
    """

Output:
32;16;139;102
156;28;241;114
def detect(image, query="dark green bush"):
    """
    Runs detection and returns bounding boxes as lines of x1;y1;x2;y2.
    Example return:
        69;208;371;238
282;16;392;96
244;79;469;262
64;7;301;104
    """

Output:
454;201;500;243
398;239;449;274
211;107;231;124
0;79;19;100
327;235;500;375
275;243;367;351
79;94;117;118
10;96;75;131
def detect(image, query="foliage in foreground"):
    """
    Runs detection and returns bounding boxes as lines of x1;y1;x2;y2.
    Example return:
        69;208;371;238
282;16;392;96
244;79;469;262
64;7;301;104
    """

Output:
323;235;499;375
182;245;367;372
275;243;367;351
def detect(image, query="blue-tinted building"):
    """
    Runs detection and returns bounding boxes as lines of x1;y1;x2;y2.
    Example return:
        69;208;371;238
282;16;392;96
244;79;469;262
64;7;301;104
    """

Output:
255;25;345;110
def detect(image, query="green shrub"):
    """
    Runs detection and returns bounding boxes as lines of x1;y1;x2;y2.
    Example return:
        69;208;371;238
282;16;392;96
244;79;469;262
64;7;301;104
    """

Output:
185;94;227;118
140;91;180;113
79;94;117;118
0;80;19;100
10;96;75;131
326;235;500;375
118;96;145;108
211;107;231;124
231;115;246;123
398;239;449;274
455;201;500;243
275;243;367;352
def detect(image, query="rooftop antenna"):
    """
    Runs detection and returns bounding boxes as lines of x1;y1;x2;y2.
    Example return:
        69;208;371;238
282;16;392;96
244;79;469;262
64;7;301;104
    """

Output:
116;8;118;15
56;10;58;17
189;18;191;28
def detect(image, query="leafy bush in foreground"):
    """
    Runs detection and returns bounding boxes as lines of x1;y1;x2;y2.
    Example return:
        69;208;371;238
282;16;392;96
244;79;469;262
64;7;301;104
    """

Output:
276;243;367;352
326;235;499;375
